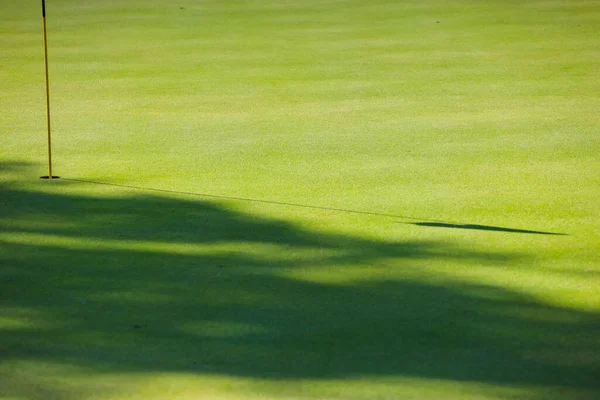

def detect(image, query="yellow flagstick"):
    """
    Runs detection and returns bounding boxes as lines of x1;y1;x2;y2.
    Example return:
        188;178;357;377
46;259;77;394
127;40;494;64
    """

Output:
41;0;58;179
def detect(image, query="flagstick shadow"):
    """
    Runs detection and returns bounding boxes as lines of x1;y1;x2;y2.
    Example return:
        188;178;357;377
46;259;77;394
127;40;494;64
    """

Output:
410;222;567;236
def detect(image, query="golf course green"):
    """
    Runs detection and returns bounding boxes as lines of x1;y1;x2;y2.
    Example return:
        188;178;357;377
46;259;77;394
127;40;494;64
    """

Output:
1;1;599;399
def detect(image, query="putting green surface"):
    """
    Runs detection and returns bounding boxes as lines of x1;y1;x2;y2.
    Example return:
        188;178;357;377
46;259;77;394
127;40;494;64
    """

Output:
1;1;599;399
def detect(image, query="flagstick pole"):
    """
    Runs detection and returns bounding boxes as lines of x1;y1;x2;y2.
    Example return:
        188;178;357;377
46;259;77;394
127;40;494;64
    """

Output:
41;0;57;179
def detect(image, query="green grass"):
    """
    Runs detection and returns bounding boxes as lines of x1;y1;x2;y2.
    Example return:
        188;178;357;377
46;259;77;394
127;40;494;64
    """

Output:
1;1;599;399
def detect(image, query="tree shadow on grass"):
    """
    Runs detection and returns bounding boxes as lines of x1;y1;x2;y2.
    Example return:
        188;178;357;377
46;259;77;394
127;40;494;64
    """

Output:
1;163;599;399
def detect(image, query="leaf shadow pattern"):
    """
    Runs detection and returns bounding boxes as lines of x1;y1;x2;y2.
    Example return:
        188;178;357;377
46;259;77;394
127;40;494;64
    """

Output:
1;167;599;399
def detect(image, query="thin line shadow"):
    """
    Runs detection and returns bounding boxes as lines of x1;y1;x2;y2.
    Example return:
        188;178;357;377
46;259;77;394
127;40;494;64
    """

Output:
61;178;441;222
60;179;566;236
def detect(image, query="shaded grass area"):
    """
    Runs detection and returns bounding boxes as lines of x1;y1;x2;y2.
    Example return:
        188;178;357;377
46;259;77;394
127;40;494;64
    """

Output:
1;163;599;400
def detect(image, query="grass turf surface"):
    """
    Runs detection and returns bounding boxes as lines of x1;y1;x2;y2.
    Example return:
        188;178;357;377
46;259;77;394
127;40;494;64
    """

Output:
1;0;600;399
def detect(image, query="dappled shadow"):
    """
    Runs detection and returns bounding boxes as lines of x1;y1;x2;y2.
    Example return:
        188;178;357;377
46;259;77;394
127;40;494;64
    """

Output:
1;163;598;399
